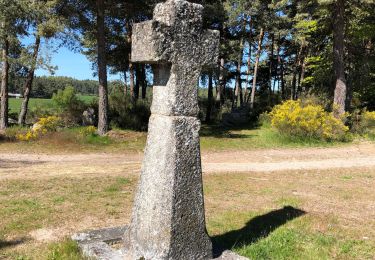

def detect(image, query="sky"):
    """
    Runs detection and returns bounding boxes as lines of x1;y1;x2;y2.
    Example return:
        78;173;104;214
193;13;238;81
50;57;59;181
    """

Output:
31;38;121;81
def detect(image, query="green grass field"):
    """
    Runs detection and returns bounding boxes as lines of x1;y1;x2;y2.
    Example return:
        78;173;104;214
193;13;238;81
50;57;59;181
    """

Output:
8;95;97;114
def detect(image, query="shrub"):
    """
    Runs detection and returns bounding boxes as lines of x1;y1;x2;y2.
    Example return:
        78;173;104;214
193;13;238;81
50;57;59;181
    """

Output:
3;126;29;141
52;86;86;126
259;112;271;128
17;116;62;141
350;109;375;135
79;126;97;137
362;111;375;127
270;100;349;141
109;89;151;131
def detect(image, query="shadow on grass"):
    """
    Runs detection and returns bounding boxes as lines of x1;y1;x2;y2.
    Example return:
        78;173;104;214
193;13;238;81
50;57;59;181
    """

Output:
212;206;306;257
200;122;260;139
0;238;29;249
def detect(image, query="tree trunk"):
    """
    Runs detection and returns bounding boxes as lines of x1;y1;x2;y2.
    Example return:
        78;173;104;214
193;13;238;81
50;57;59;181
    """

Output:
235;21;245;107
141;65;147;99
134;65;140;101
18;34;41;125
0;34;9;130
333;0;347;117
297;58;306;97
129;62;135;102
273;36;281;95
245;19;253;103
205;74;213;123
291;45;303;100
96;0;109;136
268;33;274;105
234;57;242;107
216;58;225;106
123;70;128;96
280;59;285;100
249;28;264;109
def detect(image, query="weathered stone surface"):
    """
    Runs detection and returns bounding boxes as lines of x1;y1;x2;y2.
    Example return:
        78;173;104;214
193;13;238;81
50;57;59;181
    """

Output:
124;115;211;259
126;0;219;259
82;107;96;126
72;226;249;260
132;0;219;117
214;250;249;260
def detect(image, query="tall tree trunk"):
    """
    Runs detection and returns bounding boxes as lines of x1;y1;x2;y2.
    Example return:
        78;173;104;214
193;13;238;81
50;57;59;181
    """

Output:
297;58;306;97
205;74;213;123
125;21;136;103
235;21;245;107
18;34;41;125
280;59;285;100
0;34;9;130
96;0;109;136
245;19;253;103
291;72;297;100
273;36;281;95
141;65;147;99
123;70;128;96
216;58;225;106
268;33;275;105
333;0;347;117
249;28;264;109
234;57;242;107
134;65;140;101
291;45;304;100
129;62;135;102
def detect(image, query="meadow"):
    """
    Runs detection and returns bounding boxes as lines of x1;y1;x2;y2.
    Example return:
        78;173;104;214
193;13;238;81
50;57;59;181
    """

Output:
1;164;374;259
8;95;97;114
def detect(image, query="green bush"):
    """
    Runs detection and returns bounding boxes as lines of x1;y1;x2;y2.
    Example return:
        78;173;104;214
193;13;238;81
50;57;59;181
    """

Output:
109;89;151;131
52;86;87;126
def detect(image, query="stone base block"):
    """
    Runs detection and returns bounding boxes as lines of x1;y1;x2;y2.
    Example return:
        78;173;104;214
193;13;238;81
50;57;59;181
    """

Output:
72;226;248;260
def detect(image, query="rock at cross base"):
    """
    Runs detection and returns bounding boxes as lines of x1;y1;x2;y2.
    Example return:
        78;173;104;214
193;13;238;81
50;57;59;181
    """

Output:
125;0;220;259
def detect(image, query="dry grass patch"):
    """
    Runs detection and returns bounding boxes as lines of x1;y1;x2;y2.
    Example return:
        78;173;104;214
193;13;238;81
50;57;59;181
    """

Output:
0;167;374;259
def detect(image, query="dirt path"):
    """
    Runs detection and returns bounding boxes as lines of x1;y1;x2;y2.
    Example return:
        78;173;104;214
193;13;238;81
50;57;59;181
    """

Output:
0;142;374;179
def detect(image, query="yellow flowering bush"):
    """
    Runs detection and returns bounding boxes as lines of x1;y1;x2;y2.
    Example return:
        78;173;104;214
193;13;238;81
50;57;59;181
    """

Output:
351;110;375;135
79;126;97;137
270;100;349;141
362;111;375;127
17;116;62;141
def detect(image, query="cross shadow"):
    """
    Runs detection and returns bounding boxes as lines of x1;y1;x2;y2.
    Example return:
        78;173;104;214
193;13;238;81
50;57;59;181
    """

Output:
0;238;28;249
212;206;306;257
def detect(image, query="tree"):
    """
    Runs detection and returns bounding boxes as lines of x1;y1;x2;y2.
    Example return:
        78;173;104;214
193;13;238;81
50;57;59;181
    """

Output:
19;0;63;125
0;0;28;129
0;21;9;130
96;0;109;135
332;0;346;117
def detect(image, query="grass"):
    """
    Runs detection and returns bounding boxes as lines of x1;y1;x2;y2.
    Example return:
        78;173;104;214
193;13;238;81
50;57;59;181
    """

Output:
1;167;374;259
0;124;353;154
200;124;346;151
9;98;53;114
8;95;96;114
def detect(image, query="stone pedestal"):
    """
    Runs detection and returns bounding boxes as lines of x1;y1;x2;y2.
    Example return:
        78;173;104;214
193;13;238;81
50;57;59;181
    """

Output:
124;115;212;259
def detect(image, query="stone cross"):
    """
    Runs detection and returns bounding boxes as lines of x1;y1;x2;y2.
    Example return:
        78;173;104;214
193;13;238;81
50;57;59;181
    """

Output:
125;0;219;259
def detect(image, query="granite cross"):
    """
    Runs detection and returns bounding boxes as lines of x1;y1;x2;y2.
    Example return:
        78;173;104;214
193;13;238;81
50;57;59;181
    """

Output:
125;0;219;259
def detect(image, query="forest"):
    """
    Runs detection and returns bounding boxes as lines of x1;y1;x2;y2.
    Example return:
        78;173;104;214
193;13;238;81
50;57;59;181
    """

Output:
0;0;374;136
